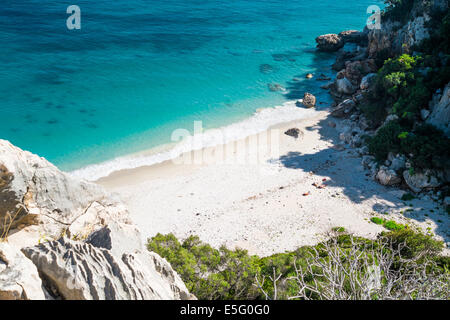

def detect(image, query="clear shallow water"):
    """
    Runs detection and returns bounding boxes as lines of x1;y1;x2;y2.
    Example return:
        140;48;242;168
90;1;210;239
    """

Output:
0;0;382;175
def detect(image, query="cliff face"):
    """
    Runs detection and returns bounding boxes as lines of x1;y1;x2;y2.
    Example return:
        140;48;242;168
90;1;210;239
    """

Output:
0;139;193;300
367;0;448;58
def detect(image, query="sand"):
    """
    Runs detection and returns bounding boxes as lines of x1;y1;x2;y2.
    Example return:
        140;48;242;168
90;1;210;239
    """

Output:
98;104;450;257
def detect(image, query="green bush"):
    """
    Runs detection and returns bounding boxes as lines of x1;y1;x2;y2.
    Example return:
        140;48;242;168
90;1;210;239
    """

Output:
399;124;450;170
147;230;446;300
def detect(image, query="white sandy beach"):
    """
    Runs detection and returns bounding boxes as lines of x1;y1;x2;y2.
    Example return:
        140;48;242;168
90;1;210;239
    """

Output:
97;102;450;257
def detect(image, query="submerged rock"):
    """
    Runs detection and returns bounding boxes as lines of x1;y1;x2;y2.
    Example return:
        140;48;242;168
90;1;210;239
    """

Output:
268;83;285;92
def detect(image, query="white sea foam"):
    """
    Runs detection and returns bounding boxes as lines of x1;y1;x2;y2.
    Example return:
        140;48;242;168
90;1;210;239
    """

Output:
68;101;319;181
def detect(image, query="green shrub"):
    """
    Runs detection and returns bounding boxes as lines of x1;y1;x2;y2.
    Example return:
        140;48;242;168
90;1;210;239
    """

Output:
399;124;450;170
380;229;444;259
368;120;406;161
371;217;384;225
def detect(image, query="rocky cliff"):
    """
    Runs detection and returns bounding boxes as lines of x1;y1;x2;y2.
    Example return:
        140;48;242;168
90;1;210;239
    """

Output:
0;139;193;300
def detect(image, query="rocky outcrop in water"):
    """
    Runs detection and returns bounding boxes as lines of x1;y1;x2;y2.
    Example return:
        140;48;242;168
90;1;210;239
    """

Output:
315;34;344;52
0;242;45;300
22;229;192;300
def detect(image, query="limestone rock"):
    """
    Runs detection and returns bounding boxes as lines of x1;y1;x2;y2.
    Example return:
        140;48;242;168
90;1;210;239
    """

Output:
284;128;301;139
302;92;316;108
331;99;356;118
0;139;131;244
403;170;443;193
427;82;450;137
0;242;45;300
377;167;402;186
22;237;193;300
360;73;377;90
316;34;344;52
339;30;365;43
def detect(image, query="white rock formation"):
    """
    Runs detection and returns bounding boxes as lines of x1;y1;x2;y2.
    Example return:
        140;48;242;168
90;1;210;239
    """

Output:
0;139;130;243
0;139;193;300
0;242;45;300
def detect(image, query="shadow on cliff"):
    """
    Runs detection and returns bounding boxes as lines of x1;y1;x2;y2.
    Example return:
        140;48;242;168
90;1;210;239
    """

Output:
272;116;449;244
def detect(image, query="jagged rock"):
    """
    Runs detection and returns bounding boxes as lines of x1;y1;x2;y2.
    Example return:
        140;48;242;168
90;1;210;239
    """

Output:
403;170;443;193
339;30;365;43
360;73;377;90
331;99;356;118
367;1;448;58
0;242;45;300
377;167;402;186
0;140;131;243
427;82;450;137
22;237;193;300
302;92;316;108
284;128;301;139
444;197;450;206
316;34;344;52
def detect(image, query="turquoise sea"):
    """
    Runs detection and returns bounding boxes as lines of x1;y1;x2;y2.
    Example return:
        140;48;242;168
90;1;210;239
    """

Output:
0;0;383;179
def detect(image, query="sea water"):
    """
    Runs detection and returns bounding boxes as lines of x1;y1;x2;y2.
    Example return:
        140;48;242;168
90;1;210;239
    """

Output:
0;0;383;179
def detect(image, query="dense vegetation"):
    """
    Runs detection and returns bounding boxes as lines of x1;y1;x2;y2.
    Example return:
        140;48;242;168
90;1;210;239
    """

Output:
361;7;450;171
148;230;449;300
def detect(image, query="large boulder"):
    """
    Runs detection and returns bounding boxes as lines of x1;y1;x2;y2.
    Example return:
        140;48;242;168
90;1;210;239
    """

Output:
315;34;344;52
377;167;402;186
403;170;443;193
360;73;377;91
0;242;45;300
0;140;193;300
22;231;193;300
331;99;356;118
367;1;448;58
339;30;365;44
0;139;130;244
427;83;450;137
335;77;357;95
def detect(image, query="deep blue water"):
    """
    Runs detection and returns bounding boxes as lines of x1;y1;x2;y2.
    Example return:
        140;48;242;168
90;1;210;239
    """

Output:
0;0;383;175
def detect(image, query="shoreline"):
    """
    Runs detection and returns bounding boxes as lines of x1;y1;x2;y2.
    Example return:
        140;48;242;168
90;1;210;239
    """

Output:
70;100;322;182
98;105;449;256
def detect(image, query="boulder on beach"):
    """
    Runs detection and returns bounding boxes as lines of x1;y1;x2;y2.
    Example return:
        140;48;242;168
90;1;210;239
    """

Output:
302;92;316;108
284;128;301;139
315;34;344;52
